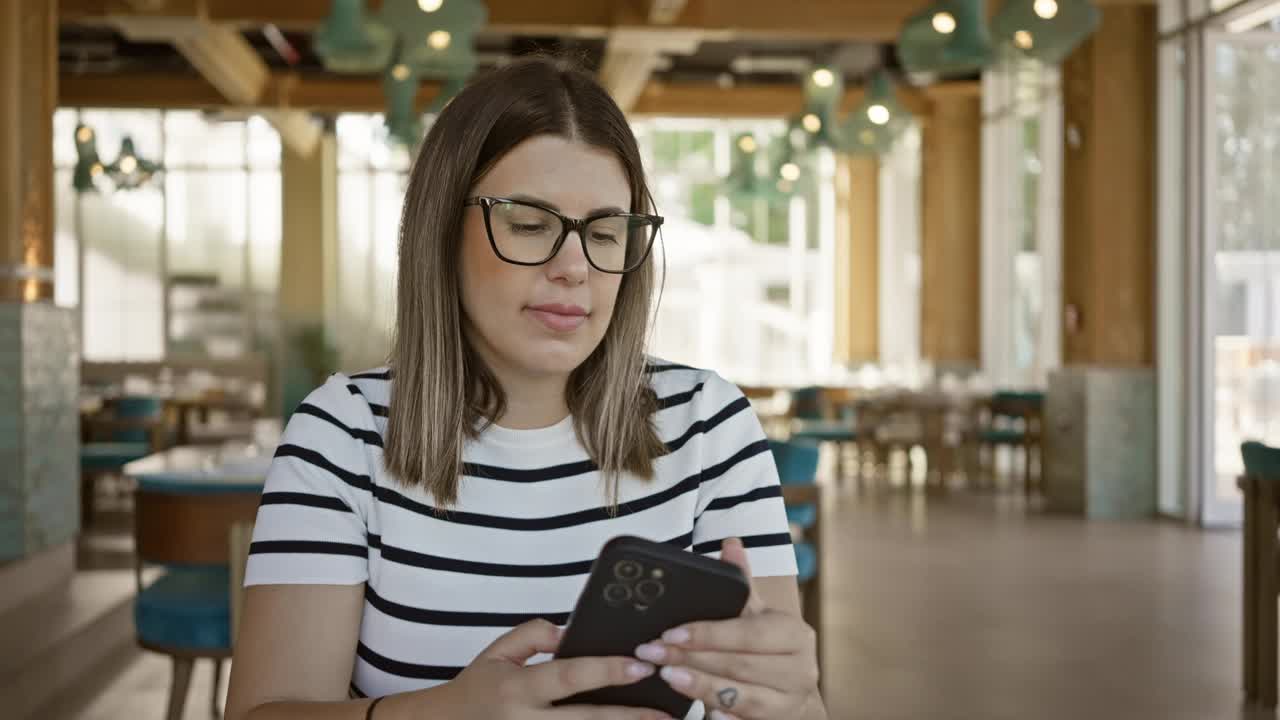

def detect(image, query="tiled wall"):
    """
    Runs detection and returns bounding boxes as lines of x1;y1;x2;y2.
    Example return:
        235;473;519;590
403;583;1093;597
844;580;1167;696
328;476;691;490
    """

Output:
0;303;79;562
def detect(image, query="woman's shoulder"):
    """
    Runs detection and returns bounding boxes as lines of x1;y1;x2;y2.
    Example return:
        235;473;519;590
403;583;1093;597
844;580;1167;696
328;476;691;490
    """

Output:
644;357;746;413
294;367;392;430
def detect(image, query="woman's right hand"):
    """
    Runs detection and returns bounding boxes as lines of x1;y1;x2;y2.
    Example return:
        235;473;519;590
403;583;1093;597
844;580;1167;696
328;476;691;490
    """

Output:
440;618;675;720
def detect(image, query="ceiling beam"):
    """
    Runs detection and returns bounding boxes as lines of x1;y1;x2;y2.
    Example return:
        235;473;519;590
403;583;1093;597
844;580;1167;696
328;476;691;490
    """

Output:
108;12;321;155
600;1;704;112
62;0;1157;42
60;70;952;118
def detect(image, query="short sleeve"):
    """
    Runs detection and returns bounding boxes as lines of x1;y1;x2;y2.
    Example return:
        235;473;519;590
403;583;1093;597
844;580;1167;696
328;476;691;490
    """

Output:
245;374;376;587
691;373;798;578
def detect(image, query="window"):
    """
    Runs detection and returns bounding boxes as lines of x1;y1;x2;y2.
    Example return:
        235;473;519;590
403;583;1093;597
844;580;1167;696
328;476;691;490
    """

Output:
634;117;837;385
53;109;282;361
334;115;410;371
980;60;1063;388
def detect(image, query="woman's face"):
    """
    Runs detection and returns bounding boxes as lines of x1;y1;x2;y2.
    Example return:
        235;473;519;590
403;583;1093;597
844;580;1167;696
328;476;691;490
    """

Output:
459;135;631;383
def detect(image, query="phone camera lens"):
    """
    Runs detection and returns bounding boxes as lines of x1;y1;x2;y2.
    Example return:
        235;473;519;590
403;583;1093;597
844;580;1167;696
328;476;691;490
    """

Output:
604;583;632;605
634;579;665;605
614;560;643;581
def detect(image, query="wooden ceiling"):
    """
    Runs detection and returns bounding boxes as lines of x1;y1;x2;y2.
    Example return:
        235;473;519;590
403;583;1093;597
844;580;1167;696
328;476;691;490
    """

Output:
61;0;1157;42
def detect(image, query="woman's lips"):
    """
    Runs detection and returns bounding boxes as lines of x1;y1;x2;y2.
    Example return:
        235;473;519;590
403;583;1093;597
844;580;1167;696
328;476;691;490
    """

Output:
526;304;588;332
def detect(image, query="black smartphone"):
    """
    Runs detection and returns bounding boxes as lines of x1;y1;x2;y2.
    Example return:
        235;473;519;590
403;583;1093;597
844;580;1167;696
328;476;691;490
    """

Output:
552;535;751;717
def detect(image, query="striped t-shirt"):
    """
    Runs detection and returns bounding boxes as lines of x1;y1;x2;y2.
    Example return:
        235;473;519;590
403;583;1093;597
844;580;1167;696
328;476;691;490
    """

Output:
245;360;798;701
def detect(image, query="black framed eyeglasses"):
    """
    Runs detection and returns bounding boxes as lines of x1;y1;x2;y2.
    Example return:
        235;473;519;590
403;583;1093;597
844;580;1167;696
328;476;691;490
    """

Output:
463;196;662;274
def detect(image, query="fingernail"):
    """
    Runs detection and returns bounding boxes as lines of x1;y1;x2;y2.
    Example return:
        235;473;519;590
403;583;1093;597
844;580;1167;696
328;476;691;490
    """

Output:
660;666;693;689
627;661;655;679
635;643;666;663
662;627;690;644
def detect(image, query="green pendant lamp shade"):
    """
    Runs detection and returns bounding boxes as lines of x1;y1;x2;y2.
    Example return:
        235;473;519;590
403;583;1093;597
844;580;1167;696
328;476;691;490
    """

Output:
72;123;104;193
798;65;846;150
898;0;994;78
105;136;161;190
314;0;394;73
723;132;787;202
842;70;911;156
990;0;1100;64
380;0;485;78
384;65;424;148
768;131;809;196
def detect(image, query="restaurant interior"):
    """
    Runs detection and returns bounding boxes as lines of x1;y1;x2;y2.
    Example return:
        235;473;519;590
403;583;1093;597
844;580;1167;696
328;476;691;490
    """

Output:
2;0;1280;718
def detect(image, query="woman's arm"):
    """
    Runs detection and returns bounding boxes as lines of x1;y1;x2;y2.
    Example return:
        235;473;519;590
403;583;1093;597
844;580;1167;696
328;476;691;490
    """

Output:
227;584;393;719
226;585;670;720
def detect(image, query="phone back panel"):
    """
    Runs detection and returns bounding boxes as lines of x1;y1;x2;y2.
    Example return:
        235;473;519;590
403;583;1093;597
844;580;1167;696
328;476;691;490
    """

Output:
553;535;750;716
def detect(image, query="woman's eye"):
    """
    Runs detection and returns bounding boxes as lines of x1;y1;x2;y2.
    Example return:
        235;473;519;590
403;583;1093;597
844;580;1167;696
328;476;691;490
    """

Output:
590;232;619;244
508;222;549;235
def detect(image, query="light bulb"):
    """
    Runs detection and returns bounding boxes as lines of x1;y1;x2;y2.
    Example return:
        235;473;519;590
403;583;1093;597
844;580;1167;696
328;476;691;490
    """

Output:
76;126;93;143
932;11;957;34
418;0;443;11
780;162;800;182
811;68;835;88
428;30;451;50
867;104;891;126
802;113;822;133
392;64;411;81
90;162;103;177
1034;0;1059;19
120;155;137;174
738;135;758;154
1014;30;1034;50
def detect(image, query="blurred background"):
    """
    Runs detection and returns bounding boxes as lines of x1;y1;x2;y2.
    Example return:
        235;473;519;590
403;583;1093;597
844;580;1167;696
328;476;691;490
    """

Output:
2;1;1279;719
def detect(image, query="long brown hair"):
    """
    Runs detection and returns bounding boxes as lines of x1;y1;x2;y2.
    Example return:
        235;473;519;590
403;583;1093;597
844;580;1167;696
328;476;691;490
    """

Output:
384;56;667;507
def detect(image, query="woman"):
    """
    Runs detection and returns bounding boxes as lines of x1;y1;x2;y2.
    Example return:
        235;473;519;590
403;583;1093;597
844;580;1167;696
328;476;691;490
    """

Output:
226;57;826;720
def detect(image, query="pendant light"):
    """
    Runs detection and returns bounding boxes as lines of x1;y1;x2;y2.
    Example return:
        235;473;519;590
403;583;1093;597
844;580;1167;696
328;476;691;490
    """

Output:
72;123;104;193
898;0;994;78
842;70;911;156
105;136;160;190
798;65;846;151
379;0;486;78
990;0;1100;65
384;63;424;148
314;0;394;73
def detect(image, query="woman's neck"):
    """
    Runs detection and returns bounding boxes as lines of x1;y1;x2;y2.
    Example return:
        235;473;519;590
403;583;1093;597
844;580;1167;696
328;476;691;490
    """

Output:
495;374;571;430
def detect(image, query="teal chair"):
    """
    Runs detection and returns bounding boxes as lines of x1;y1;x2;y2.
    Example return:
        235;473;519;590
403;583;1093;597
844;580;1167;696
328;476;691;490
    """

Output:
970;391;1044;494
791;388;861;485
770;439;821;536
134;480;261;719
1241;441;1280;709
81;396;167;525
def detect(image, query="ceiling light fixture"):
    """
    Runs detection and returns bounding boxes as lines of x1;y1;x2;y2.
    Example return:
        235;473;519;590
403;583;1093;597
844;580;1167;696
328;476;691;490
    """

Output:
427;29;451;50
1034;0;1059;20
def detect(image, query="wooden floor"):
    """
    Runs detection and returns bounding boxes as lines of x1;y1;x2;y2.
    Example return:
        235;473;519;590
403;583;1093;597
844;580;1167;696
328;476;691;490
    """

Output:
42;485;1276;720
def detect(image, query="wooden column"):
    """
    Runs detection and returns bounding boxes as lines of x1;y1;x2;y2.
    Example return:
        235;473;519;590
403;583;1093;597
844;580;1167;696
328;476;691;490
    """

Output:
278;132;338;416
0;0;57;302
920;90;982;370
834;156;880;365
0;0;80;576
1061;6;1157;366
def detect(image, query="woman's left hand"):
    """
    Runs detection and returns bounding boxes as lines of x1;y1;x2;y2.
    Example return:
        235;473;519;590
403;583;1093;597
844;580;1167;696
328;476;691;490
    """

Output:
633;538;821;720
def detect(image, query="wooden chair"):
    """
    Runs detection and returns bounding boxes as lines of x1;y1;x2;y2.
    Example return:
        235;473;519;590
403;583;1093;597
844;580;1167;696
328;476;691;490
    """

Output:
134;485;260;719
1241;440;1280;709
769;439;825;692
967;391;1045;494
81;396;170;526
783;482;824;697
